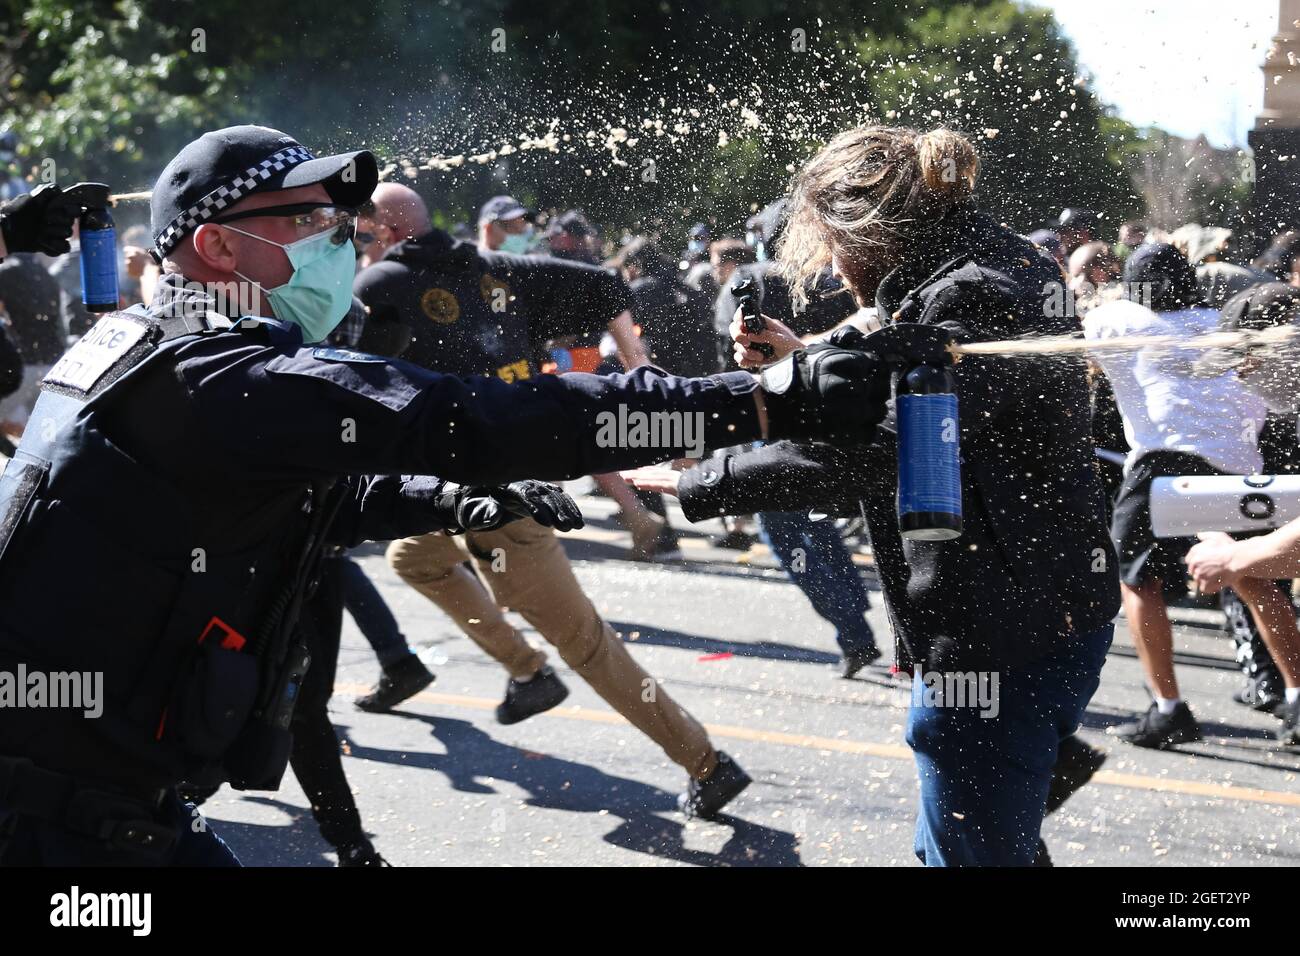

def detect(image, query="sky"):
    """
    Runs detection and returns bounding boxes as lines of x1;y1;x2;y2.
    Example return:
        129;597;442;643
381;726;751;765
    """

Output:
1028;0;1280;147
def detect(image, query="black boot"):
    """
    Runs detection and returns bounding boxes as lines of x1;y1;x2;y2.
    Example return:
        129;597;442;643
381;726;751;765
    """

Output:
496;665;569;725
677;751;752;820
354;654;435;713
337;838;389;867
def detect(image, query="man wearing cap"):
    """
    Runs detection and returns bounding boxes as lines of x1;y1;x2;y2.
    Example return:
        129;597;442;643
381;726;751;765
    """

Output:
0;126;888;865
355;183;754;818
478;194;537;255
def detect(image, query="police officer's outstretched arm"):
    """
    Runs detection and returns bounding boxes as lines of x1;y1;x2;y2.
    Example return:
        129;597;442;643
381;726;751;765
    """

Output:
183;337;889;487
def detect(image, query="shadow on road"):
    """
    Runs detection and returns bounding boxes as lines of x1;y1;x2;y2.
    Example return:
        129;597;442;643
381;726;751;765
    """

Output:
344;712;803;867
204;796;335;867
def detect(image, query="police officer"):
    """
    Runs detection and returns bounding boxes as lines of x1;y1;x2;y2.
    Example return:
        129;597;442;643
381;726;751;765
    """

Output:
0;125;886;864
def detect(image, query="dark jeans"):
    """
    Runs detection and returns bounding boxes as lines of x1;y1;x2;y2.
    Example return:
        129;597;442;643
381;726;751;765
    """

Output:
906;623;1113;866
756;511;875;657
339;554;412;669
0;793;240;866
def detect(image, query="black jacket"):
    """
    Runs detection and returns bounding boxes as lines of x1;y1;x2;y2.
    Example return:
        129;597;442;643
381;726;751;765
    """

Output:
354;230;632;380
679;204;1120;671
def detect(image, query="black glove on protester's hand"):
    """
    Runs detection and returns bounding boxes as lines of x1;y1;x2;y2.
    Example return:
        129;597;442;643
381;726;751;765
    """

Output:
758;344;892;444
0;183;80;257
439;481;585;534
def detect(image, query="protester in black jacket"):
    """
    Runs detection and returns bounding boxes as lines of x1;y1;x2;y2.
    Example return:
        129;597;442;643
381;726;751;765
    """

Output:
630;125;1120;867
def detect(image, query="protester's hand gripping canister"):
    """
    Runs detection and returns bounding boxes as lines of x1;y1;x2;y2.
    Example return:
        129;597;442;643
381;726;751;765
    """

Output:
897;362;962;540
63;183;119;312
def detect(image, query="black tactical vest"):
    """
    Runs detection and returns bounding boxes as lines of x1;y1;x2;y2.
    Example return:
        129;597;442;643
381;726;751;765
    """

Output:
0;308;336;792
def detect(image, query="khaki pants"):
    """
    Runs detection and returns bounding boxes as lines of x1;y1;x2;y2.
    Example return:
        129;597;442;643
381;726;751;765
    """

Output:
386;519;717;779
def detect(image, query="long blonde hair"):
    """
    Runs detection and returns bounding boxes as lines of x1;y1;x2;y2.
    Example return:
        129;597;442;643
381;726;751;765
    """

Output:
776;125;980;309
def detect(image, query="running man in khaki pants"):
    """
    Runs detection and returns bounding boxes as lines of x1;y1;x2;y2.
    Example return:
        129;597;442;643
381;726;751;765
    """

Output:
355;183;750;818
387;519;747;807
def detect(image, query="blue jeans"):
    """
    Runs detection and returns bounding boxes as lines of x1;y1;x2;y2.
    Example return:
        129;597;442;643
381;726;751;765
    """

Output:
756;511;876;657
905;623;1113;866
338;555;412;668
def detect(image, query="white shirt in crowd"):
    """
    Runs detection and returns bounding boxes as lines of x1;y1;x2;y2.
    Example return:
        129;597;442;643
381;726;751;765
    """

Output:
1083;299;1266;476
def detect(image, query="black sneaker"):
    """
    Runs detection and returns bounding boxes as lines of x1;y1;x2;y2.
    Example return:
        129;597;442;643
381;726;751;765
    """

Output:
337;839;389;867
1045;734;1107;815
355;654;435;713
496;665;569;725
1116;702;1202;749
840;644;882;679
677;751;752;820
1277;698;1300;746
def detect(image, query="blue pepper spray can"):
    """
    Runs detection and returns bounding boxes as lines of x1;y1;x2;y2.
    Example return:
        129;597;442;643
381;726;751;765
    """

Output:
897;363;963;540
64;183;119;312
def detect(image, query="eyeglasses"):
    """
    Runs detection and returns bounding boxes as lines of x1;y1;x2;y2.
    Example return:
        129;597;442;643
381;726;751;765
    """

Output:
210;203;357;246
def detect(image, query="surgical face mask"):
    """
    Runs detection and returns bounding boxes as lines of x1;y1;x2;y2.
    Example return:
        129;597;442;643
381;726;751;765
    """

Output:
499;226;536;255
229;225;357;343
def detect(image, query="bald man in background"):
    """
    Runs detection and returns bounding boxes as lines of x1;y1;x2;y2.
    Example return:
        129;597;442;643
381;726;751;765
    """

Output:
352;184;753;819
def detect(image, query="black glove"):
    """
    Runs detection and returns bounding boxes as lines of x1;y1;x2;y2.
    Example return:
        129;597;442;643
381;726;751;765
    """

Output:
439;481;584;534
758;344;892;444
0;183;80;257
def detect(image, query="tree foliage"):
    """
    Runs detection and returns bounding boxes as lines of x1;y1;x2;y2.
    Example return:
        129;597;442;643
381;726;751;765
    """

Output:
1;0;1145;241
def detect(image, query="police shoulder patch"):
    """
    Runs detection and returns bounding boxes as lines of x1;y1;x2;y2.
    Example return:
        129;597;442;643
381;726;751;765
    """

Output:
45;315;150;392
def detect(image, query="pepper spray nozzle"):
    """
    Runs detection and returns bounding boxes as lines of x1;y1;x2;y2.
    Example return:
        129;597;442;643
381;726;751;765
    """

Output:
62;182;112;211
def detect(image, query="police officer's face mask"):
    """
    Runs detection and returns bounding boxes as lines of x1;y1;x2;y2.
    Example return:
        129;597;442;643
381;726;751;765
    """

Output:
228;224;357;343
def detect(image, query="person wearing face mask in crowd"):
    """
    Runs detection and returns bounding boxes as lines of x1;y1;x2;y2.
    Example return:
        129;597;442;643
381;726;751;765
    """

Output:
0;126;886;865
478;195;537;255
1184;282;1300;744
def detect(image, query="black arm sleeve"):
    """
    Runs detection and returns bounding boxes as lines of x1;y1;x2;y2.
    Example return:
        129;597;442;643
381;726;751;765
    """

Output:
483;251;635;341
327;474;457;547
676;436;896;521
181;337;764;486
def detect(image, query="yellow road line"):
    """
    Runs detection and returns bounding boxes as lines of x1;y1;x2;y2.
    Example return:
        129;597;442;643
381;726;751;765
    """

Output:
336;684;1300;809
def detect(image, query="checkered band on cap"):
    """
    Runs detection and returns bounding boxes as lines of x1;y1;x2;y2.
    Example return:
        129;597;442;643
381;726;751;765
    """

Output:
153;145;316;257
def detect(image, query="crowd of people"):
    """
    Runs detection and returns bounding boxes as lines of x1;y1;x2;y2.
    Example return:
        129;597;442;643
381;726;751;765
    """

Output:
1;119;1299;869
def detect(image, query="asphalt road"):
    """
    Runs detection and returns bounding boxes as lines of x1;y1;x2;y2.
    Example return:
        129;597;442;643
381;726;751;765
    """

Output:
202;496;1300;867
